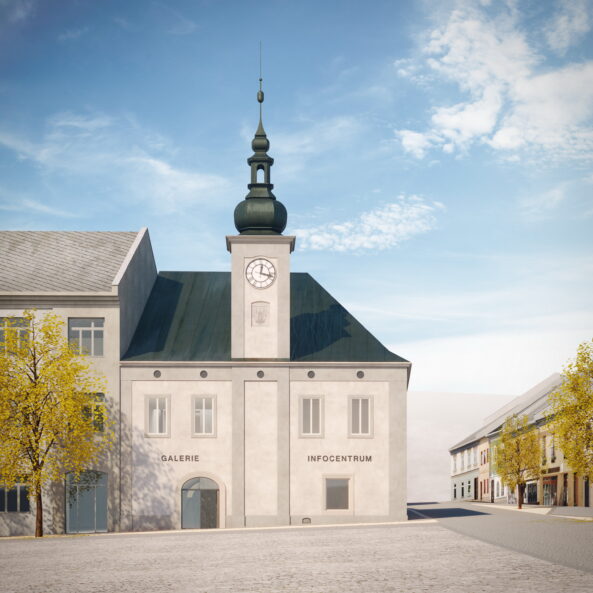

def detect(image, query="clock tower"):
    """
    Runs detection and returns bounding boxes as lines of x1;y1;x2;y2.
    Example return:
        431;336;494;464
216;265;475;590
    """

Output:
226;80;295;360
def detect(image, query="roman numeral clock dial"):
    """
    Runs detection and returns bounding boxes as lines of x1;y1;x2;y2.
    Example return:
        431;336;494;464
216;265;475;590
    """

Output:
245;258;276;289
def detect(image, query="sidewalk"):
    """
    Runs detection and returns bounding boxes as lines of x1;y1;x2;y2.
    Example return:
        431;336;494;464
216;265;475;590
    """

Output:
550;506;593;519
471;501;593;520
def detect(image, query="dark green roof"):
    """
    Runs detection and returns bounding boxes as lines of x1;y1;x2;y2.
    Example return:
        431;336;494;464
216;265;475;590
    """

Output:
123;272;407;363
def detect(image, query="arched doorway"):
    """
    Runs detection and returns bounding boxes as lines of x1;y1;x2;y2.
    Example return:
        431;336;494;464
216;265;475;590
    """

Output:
66;471;107;533
181;477;219;529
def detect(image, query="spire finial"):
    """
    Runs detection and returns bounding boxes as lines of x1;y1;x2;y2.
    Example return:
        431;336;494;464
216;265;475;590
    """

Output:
257;42;264;119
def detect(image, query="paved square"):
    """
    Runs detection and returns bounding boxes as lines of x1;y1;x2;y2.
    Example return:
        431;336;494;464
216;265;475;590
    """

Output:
2;521;593;592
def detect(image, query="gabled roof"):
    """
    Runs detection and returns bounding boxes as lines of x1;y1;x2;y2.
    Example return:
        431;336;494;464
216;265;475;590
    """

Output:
123;271;407;363
0;230;139;293
449;373;564;453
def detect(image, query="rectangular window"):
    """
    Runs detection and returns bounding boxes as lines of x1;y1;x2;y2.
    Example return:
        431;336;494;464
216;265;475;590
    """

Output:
84;393;106;432
68;318;104;356
301;397;322;437
193;396;215;436
146;396;169;436
0;485;30;512
0;317;29;351
325;478;350;510
349;396;372;437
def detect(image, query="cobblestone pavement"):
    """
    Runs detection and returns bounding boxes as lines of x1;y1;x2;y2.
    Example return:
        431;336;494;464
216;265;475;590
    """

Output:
2;521;593;593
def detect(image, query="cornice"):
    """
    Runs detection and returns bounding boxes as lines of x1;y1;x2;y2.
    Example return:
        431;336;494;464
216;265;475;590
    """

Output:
120;359;411;369
226;234;296;253
0;293;120;307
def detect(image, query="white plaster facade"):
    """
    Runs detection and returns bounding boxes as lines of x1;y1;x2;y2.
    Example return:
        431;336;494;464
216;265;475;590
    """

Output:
118;229;409;530
119;364;408;530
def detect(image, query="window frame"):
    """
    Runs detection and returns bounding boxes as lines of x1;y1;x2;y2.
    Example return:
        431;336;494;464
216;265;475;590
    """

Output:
191;394;217;438
0;316;29;352
0;484;30;513
324;476;353;513
84;393;106;433
68;318;105;357
144;394;170;438
299;395;324;438
348;395;373;438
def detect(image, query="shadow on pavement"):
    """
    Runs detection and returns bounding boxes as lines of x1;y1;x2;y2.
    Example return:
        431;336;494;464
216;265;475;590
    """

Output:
407;507;490;520
407;501;439;505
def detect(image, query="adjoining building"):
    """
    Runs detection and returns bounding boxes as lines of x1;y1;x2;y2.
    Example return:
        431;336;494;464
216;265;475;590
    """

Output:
0;87;411;536
0;229;156;535
449;374;592;508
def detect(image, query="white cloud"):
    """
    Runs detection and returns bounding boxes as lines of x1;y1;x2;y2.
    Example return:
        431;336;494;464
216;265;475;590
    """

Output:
274;116;361;156
0;111;230;213
0;197;80;218
0;0;35;24
397;130;435;158
0;130;41;161
545;0;591;54
519;183;568;220
398;1;593;162
294;195;443;252
155;3;197;35
48;112;114;131
269;116;362;177
125;156;228;212
113;16;133;31
57;27;89;42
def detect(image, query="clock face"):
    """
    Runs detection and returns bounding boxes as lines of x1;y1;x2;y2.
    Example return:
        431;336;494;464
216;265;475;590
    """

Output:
245;258;276;289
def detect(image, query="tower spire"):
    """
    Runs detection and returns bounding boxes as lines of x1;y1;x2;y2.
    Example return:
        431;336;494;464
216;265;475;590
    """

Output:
258;42;264;121
233;69;287;235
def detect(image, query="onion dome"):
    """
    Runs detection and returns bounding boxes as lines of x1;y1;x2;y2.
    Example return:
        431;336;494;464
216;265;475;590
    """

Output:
234;79;287;235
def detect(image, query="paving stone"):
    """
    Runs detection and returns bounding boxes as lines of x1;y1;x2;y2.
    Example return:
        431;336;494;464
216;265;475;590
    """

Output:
1;522;593;593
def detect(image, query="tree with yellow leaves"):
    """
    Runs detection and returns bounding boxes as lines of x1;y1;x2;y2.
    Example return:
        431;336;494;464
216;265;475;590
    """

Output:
549;340;593;482
494;414;541;509
0;311;113;537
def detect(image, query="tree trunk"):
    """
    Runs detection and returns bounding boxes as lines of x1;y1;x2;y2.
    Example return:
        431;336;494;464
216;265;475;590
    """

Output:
518;484;524;510
35;489;43;537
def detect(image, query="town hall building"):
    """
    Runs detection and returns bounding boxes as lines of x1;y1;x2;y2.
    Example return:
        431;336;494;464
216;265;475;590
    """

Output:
0;87;410;535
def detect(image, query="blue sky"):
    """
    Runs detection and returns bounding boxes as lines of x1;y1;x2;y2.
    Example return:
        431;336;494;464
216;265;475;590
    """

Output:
1;0;592;395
